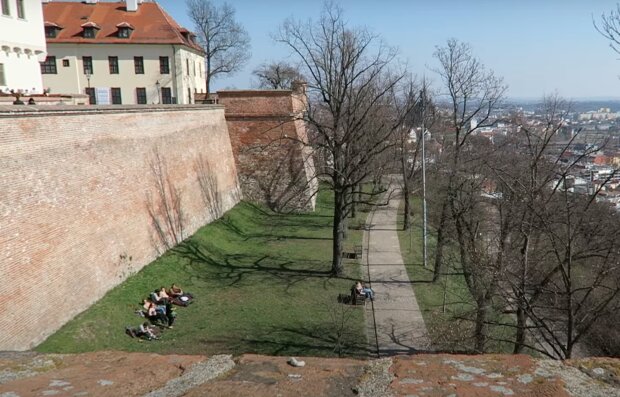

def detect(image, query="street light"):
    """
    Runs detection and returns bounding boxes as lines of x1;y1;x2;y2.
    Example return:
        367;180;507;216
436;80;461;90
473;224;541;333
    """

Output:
85;71;92;104
155;80;161;104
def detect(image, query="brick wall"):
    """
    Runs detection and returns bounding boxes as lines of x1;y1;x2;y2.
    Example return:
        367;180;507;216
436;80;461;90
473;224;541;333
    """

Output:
0;105;241;350
217;90;317;212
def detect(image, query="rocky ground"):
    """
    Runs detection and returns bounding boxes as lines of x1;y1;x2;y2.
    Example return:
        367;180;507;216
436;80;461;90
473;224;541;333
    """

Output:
0;351;618;397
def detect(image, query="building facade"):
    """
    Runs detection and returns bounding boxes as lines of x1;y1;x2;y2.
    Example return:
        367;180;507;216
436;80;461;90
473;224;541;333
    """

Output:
0;0;47;94
41;0;205;104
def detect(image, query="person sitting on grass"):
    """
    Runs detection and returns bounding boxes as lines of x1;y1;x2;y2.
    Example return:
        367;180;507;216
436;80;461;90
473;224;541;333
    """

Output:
168;284;194;306
151;286;170;305
147;301;169;326
138;322;158;340
168;283;184;297
126;322;158;341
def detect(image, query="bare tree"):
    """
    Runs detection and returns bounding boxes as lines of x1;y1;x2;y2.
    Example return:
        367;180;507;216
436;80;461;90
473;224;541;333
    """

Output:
431;38;506;283
594;4;620;55
187;0;251;93
253;61;303;89
474;96;620;359
276;4;411;275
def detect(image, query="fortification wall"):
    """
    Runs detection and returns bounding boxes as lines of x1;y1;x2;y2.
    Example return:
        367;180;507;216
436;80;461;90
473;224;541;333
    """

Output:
0;105;240;350
218;90;317;212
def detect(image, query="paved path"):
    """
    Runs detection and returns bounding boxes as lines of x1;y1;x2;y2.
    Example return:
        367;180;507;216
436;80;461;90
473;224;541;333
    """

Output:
362;177;431;356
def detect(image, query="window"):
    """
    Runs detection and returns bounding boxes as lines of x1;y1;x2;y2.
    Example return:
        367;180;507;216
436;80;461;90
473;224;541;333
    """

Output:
0;63;5;86
159;56;169;74
83;27;96;38
40;56;57;74
199;63;202;78
108;56;118;74
16;0;24;18
85;87;96;104
1;0;9;16
193;61;196;77
161;87;172;104
134;56;144;74
118;27;131;38
62;59;69;67
187;88;192;104
83;56;93;75
111;87;122;104
45;27;58;38
136;87;147;104
186;58;189;75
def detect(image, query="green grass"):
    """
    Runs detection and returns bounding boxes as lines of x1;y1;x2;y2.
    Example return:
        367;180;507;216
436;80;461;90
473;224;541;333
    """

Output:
397;196;515;353
37;187;368;357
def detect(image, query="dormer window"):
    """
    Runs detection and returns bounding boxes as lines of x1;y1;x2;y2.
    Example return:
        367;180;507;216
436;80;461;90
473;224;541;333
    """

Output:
179;28;197;44
45;27;58;38
118;28;131;38
44;22;63;38
80;21;100;39
83;27;96;38
116;22;134;39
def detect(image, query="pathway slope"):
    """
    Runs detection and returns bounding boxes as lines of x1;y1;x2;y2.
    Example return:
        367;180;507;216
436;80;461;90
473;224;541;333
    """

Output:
363;177;431;356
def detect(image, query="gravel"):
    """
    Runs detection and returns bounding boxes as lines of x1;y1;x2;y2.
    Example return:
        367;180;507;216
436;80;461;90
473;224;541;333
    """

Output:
355;357;394;397
142;354;235;397
536;359;620;397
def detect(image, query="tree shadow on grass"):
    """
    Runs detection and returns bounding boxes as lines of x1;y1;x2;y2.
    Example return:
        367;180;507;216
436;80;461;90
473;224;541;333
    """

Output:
173;240;356;290
218;212;332;242
244;201;334;219
194;323;370;358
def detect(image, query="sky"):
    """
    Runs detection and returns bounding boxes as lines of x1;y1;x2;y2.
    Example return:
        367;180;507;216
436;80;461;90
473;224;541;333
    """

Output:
156;0;620;100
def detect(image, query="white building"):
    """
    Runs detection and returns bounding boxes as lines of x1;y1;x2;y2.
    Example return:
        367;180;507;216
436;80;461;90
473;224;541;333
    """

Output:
0;0;47;94
41;0;206;104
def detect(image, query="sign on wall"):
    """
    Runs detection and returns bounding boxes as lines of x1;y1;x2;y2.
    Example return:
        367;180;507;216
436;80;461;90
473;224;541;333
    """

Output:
95;87;110;105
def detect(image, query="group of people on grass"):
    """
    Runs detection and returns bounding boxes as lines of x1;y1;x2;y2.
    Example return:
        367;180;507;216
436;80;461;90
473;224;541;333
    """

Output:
126;283;193;341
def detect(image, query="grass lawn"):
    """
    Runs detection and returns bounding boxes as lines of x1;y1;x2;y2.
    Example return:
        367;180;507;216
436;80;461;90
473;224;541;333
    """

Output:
397;196;514;353
37;187;368;357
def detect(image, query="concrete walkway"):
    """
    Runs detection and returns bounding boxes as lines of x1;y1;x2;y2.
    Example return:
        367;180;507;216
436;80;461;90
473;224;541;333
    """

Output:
362;178;431;356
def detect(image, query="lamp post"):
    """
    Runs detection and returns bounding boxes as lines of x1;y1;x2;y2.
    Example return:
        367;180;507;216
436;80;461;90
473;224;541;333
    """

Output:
85;71;92;104
155;80;161;104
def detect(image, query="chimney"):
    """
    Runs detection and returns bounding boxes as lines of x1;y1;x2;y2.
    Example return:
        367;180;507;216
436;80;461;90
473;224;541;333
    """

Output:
84;0;98;4
126;0;138;12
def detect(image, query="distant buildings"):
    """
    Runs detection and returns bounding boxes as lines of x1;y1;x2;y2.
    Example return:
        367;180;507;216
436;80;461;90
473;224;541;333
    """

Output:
578;107;620;121
0;0;47;94
41;0;205;104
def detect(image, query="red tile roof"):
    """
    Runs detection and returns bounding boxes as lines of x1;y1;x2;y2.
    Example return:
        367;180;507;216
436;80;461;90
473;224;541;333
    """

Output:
42;1;203;53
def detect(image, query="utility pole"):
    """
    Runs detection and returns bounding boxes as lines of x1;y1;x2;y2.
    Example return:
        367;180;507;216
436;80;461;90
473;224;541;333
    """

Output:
421;81;428;268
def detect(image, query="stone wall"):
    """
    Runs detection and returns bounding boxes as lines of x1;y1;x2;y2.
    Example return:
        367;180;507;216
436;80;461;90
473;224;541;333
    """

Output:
0;105;241;350
217;89;317;212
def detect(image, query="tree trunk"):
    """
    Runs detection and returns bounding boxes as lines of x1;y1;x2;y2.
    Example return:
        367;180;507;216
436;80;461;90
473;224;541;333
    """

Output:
474;296;490;353
513;306;527;354
402;173;411;231
331;189;346;275
350;185;357;219
433;198;449;282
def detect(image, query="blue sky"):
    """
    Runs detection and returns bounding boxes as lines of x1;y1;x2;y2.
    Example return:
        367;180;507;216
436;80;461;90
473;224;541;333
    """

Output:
157;0;620;99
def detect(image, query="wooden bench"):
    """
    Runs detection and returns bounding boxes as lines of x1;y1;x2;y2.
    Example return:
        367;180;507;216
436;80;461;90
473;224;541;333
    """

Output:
354;245;363;259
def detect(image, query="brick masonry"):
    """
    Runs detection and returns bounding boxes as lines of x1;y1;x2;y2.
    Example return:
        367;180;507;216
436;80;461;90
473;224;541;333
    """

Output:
0;105;241;350
217;89;317;212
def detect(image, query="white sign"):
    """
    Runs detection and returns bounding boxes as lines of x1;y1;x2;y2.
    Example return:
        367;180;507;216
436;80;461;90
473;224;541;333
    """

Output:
95;87;110;105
